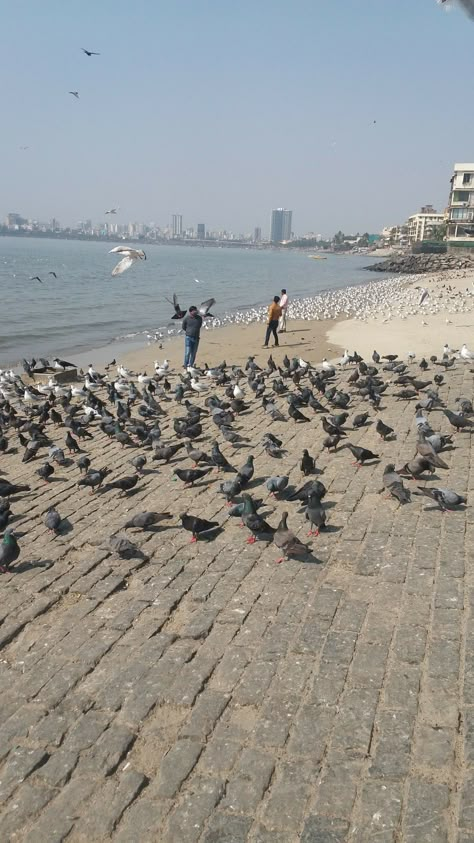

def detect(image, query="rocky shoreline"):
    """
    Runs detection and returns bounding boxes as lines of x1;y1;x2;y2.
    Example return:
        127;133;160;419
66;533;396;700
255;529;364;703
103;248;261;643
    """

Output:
365;252;474;275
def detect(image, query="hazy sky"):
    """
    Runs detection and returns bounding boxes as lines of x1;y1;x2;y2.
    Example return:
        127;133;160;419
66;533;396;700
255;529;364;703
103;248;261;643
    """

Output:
1;0;472;236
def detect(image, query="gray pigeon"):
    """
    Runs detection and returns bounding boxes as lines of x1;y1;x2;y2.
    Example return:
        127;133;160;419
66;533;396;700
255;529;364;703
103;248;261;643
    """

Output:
45;506;62;533
0;529;20;572
107;534;148;559
306;491;326;536
219;476;243;502
274;511;310;561
382;464;411;504
123;511;172;529
266;476;289;496
416;487;466;511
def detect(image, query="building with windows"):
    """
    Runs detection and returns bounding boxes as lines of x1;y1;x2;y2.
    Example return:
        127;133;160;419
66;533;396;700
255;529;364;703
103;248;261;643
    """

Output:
197;223;206;240
171;214;183;237
446;163;474;253
270;208;292;243
407;206;445;244
254;226;261;243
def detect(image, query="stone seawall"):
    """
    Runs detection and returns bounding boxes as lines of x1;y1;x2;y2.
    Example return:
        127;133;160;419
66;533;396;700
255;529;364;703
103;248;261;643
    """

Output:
366;253;474;275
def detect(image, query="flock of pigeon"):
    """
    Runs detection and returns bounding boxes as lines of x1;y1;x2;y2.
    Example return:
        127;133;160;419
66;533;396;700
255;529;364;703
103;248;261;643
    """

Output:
0;338;473;573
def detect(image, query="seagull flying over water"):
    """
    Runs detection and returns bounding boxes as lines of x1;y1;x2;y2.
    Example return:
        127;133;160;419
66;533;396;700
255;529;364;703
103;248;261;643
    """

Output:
81;48;100;56
109;246;146;276
69;91;79;99
438;0;474;19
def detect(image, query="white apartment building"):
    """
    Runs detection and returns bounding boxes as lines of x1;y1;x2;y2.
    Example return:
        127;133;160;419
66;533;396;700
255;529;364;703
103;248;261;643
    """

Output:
407;206;445;244
446;163;474;253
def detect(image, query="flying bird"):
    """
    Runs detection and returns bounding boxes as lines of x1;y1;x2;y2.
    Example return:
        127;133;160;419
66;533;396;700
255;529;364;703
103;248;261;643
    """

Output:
109;246;146;276
438;0;474;20
69;91;80;99
81;48;100;56
48;271;57;278
166;293;186;320
199;298;216;318
105;208;119;215
30;276;43;284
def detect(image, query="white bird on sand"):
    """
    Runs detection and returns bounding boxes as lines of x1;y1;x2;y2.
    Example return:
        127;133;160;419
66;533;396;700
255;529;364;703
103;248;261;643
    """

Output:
191;378;207;393
460;343;474;360
340;349;351;366
187;366;201;378
233;383;245;399
138;372;153;385
109;246;146;276
117;364;134;379
299;358;309;369
154;359;170;372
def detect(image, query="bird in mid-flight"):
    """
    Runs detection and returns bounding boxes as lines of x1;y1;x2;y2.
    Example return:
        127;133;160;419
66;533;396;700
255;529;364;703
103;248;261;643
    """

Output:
109;246;147;276
30;276;43;284
105;208;119;215
438;0;474;19
69;91;80;99
81;48;100;56
48;271;57;278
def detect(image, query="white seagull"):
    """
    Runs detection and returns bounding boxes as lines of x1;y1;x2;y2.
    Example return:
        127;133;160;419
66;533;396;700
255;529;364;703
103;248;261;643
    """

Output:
438;0;474;21
109;246;146;276
460;343;474;360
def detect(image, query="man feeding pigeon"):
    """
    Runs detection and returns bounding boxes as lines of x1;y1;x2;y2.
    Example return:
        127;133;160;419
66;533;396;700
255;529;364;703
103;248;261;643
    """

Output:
182;305;203;368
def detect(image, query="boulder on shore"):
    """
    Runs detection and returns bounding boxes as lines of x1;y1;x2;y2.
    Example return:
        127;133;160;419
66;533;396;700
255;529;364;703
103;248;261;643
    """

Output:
365;253;474;275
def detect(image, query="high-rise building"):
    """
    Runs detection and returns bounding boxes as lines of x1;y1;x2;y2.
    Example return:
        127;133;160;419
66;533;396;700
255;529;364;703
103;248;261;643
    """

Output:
254;226;262;243
446;163;474;254
197;223;206;240
172;214;183;237
270;209;292;242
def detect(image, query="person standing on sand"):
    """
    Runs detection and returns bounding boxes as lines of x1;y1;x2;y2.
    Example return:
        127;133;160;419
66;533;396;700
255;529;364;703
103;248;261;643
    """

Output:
264;295;282;348
279;288;288;332
182;305;203;367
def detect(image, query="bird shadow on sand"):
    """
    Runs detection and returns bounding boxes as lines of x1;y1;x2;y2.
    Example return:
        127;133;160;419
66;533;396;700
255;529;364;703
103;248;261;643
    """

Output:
45;476;68;483
11;559;54;574
57;518;74;536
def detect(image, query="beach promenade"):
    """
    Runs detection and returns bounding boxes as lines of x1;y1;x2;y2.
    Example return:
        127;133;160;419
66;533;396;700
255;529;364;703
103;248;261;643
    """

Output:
0;328;473;842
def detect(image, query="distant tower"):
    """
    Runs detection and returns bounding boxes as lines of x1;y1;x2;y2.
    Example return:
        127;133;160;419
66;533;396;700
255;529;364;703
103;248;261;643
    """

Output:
172;214;183;237
254;226;262;243
270;209;292;242
197;223;206;240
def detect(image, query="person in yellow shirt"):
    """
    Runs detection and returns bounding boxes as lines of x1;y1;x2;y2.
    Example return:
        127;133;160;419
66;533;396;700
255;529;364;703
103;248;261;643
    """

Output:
264;295;282;348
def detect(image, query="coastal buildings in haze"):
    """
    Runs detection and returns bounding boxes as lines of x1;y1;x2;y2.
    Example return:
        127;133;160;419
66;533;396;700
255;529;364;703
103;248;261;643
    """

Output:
197;223;206;240
254;227;262;243
270;208;292;243
446;163;474;254
407;205;445;245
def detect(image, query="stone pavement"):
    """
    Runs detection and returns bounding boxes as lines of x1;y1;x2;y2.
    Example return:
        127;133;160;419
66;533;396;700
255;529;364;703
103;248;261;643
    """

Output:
0;358;473;841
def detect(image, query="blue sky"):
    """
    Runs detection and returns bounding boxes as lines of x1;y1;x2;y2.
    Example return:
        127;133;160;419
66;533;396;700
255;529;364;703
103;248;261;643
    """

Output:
1;0;472;235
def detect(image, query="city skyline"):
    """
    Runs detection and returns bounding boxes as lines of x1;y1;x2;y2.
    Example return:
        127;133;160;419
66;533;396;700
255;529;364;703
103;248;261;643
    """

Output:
1;2;472;234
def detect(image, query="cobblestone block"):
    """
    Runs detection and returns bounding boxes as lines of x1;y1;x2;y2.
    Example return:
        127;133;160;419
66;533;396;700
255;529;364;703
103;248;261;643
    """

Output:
154;738;204;798
220;748;275;814
301;815;350;842
0;747;49;801
202;813;253;842
162;777;225;843
402;778;449;842
233;660;277;706
369;711;415;779
260;759;316;831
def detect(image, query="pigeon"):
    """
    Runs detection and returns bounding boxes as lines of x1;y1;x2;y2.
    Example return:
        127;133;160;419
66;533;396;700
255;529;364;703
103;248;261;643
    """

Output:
289;403;310;423
107;534;147;559
77;467;110;493
416;487;467;511
130;455;147;473
241;494;275;543
109;246;146;276
346;443;379;466
382;464;411;504
0;509;12;532
0;530;20;572
274;511;310;562
199;298;216;318
352;412;369;428
103;474;140;495
219;477;243;503
180;513;220;542
174;467;212;486
123;511;172;529
45;506;62;534
77;455;91;474
266;476;289;496
211;442;237;472
0;481;30;497
323;434;341;452
443;409;474;431
153;443;184;463
301;449;315;476
376;419;395;441
398;456;436;479
287;479;327;502
238;455;255;487
65;432;80;453
305;491;326;536
36;462;54;482
228;497;264;518
166;293;186;320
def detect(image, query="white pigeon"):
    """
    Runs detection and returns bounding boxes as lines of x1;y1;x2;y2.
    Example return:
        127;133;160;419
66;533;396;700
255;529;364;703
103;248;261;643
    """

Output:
233;383;245;399
460;343;474;360
299;358;309;369
109;246;147;276
340;350;351;366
